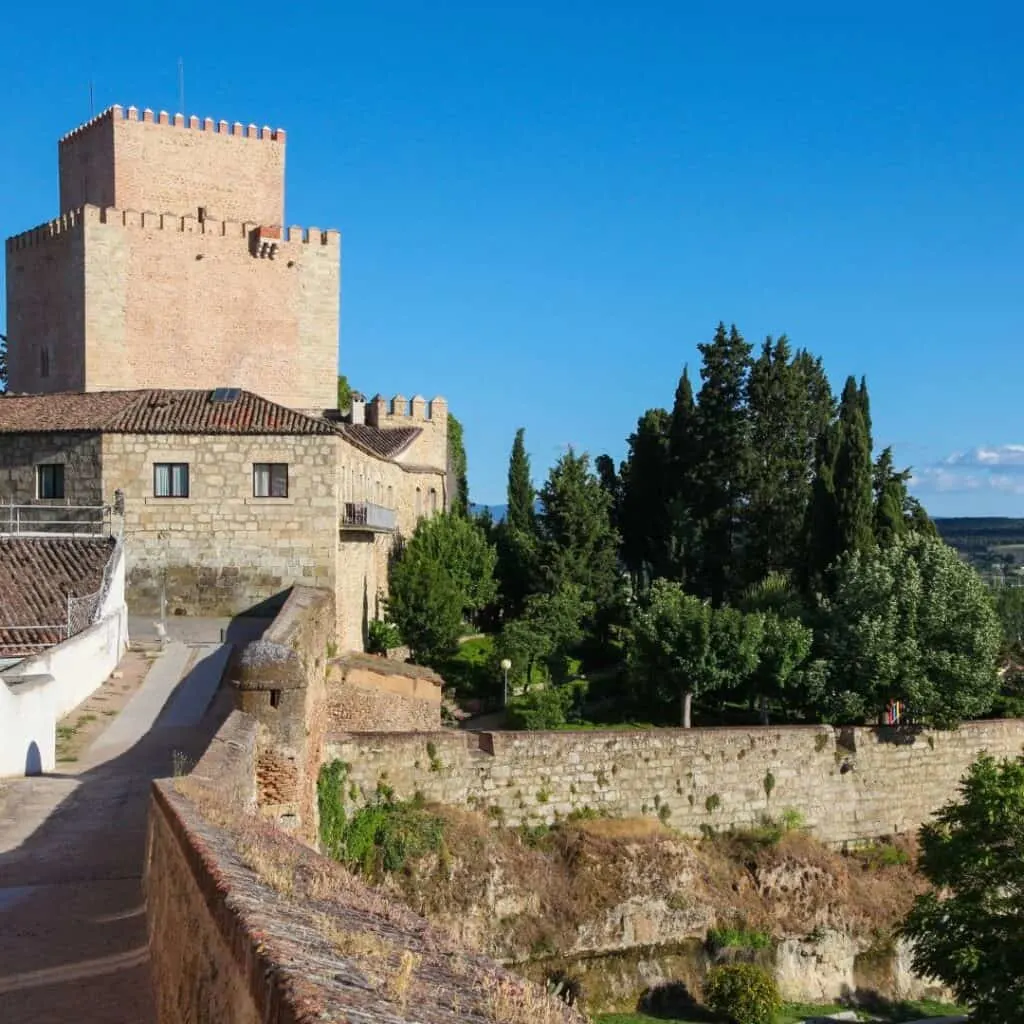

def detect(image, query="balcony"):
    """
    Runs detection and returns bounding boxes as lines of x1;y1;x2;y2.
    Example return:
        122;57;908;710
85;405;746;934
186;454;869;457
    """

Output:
1;503;112;537
339;501;397;533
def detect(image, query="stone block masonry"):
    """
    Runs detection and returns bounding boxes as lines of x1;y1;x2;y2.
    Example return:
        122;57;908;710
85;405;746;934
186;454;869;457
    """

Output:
325;719;1024;844
59;105;286;223
326;653;443;732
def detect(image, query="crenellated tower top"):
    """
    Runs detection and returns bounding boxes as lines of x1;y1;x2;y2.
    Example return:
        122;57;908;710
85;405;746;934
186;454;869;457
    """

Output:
58;104;287;224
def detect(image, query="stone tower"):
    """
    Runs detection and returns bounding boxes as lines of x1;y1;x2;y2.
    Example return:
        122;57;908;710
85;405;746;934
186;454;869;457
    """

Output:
5;105;340;413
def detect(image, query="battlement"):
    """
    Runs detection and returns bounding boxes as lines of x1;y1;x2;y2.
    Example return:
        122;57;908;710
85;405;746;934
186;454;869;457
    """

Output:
59;105;285;146
7;207;339;253
366;393;448;426
6;209;85;252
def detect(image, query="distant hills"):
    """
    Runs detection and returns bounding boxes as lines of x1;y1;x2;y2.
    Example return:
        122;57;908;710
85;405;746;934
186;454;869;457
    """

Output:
934;518;1024;580
470;503;507;522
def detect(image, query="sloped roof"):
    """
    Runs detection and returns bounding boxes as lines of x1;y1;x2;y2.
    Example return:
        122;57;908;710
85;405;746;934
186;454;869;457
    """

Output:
0;537;116;655
0;389;335;436
337;423;421;459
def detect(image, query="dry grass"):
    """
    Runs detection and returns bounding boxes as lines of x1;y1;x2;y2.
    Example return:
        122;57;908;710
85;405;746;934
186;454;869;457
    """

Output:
479;975;573;1024
573;816;668;840
386;949;421;1009
314;914;395;959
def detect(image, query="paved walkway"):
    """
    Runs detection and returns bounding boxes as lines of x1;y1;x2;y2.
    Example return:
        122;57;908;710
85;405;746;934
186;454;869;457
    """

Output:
0;638;235;1022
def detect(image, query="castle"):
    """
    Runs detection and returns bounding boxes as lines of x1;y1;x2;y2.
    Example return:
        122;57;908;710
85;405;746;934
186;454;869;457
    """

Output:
0;105;449;651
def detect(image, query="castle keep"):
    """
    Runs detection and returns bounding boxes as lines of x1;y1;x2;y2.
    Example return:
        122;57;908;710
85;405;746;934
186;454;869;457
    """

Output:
1;106;448;650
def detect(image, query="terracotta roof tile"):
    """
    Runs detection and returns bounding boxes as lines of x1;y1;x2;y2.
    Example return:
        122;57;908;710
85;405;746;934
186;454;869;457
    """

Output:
0;389;335;436
0;537;115;655
338;423;420;459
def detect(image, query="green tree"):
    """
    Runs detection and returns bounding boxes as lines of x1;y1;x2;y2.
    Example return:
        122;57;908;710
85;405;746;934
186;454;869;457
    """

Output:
337;374;352;412
387;513;497;664
745;338;833;584
618;408;673;590
993;585;1024;653
496;583;590;690
803;420;842;592
446;412;469;517
873;446;909;547
496;428;540;620
901;753;1024;1023
693;323;753;605
833;375;875;558
626;580;762;727
665;365;702;584
823;535;1001;726
536;448;621;625
750;613;813;724
506;428;535;534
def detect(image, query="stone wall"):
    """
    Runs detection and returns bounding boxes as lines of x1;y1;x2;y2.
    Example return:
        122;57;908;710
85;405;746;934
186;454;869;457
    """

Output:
325;719;1024;844
0;431;103;506
326;653;442;732
81;207;338;411
101;432;338;616
60;105;286;224
229;585;333;841
5;216;86;393
145;707;582;1024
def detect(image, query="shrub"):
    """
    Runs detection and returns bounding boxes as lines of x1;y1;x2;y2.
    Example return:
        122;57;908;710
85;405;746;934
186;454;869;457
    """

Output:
707;925;773;953
704;963;781;1024
506;685;573;730
367;618;402;654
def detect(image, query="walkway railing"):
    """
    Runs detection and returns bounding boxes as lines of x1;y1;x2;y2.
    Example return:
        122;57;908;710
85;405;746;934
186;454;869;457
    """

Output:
1;503;112;537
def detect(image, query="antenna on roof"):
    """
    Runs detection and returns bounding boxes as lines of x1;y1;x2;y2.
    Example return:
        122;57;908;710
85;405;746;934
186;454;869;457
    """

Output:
178;59;185;116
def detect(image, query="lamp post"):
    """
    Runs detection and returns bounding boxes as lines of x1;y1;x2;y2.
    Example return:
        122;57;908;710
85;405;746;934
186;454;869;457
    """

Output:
500;658;512;707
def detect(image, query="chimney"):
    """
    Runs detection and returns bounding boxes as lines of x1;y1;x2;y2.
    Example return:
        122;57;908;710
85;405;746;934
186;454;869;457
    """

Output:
350;392;366;425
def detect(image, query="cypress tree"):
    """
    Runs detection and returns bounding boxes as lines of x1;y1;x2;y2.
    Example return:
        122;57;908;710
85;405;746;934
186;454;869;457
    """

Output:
693;324;753;605
873;447;909;547
803;420;842;591
506;428;535;533
833;376;875;558
666;366;701;584
618;408;672;589
446;413;470;517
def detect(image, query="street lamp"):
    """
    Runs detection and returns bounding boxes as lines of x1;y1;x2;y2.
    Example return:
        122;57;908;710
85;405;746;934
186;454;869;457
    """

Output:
500;658;512;707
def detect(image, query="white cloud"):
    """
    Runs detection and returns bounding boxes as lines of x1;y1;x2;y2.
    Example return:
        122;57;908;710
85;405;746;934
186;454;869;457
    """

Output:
912;464;1024;496
944;444;1024;469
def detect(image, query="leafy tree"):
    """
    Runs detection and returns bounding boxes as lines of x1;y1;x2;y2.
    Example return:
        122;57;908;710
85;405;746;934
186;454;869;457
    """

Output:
337;374;352;412
822;535;1001;726
693;323;753;605
740;571;805;621
387;513;497;663
626;580;762;727
536;448;621;626
833;375;875;558
496;584;590;690
446;412;469;517
993;585;1024;653
750;613;813;724
618;408;673;590
901;753;1024;1023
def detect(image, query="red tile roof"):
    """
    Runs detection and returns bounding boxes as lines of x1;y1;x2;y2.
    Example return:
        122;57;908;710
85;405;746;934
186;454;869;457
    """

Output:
337;423;421;459
0;537;115;656
0;389;335;436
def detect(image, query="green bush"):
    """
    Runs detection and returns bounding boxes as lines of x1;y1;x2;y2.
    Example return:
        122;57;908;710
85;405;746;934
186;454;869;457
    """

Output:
707;925;773;953
704;963;781;1024
506;685;574;730
367;618;402;654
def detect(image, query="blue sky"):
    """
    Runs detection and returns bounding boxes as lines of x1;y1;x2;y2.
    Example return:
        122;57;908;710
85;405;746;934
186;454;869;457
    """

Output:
2;2;1023;516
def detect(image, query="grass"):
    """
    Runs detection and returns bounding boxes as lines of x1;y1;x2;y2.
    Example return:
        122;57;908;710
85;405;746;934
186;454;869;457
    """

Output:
596;998;966;1023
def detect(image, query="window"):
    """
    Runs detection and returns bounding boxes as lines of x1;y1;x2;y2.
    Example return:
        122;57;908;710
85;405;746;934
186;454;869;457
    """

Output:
253;463;288;498
40;347;50;379
37;464;64;499
154;462;189;498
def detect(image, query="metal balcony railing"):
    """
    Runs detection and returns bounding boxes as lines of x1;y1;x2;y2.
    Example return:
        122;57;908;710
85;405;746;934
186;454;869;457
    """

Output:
340;501;397;532
1;503;112;537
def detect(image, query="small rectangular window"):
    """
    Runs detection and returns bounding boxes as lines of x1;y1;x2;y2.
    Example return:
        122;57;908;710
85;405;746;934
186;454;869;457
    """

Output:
37;464;65;499
154;462;189;498
253;463;288;498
